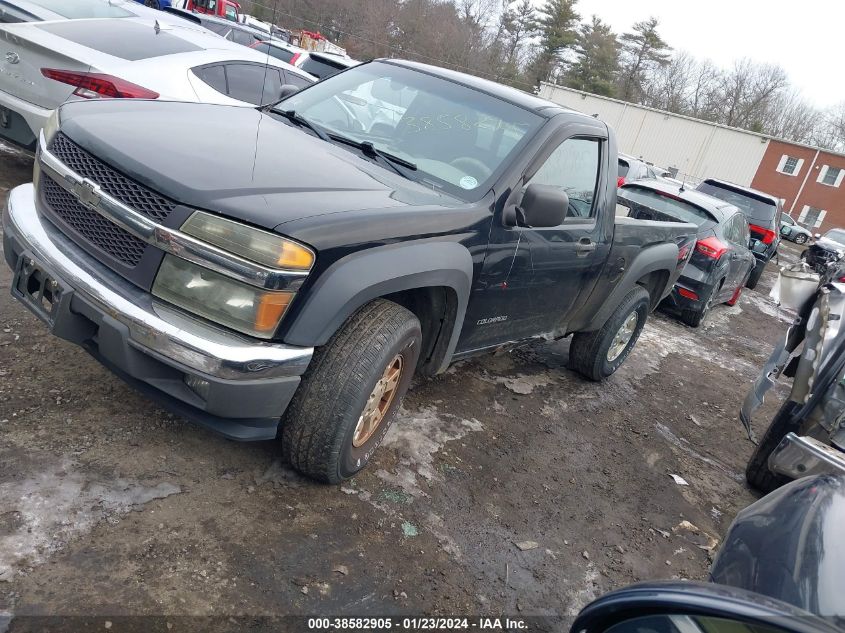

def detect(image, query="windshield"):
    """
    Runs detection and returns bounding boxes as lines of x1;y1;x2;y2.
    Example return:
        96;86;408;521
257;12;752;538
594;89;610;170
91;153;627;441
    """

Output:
697;181;777;225
21;0;133;18
619;186;716;228
824;229;845;246
279;62;543;199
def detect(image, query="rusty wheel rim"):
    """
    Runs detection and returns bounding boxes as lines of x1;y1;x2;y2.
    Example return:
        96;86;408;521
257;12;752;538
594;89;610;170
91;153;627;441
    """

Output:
353;354;404;447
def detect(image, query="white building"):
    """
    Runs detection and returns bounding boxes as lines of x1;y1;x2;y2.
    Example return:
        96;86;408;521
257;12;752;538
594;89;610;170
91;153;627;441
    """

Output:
539;83;771;187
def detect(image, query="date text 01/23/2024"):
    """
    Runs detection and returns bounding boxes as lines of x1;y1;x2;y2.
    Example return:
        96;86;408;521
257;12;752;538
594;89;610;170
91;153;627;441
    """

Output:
307;617;529;630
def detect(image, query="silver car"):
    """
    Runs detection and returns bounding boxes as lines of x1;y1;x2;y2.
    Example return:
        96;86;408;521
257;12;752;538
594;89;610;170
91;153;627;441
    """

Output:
0;13;313;151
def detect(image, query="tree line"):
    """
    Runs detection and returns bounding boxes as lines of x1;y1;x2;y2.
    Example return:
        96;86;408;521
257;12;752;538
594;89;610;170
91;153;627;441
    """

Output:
243;0;845;151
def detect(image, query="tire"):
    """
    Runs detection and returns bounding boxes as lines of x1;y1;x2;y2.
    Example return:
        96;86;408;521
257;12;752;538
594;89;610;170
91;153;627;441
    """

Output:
145;0;161;8
745;260;766;290
795;234;808;245
680;281;719;328
568;286;650;381
745;400;801;493
281;299;421;484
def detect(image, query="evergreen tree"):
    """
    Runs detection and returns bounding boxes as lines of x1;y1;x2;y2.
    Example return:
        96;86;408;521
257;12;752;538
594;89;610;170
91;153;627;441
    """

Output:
527;0;580;87
566;15;618;96
618;16;671;101
497;0;537;86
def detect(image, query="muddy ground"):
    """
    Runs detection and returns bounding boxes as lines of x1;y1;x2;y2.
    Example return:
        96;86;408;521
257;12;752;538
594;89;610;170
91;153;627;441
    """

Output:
0;145;801;631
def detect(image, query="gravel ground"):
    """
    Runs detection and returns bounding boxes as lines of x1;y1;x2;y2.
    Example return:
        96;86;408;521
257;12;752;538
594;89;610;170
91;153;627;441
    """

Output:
0;145;802;630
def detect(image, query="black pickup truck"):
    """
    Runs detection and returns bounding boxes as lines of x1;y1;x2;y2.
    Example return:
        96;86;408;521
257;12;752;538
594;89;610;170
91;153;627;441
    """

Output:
2;60;696;482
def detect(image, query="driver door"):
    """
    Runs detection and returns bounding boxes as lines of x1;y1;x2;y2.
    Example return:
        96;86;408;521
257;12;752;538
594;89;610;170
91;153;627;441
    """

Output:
459;124;611;352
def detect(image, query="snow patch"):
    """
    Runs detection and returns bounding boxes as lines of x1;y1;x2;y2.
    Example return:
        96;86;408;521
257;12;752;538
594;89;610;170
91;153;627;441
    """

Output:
0;457;180;578
566;563;601;616
742;291;795;322
379;406;483;494
494;373;554;395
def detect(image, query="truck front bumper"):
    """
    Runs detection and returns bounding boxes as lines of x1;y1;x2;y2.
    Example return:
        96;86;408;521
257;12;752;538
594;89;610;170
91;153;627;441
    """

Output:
2;184;313;441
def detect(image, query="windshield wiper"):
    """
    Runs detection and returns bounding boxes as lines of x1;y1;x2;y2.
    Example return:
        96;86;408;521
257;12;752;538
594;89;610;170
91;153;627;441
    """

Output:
273;110;331;143
327;133;418;176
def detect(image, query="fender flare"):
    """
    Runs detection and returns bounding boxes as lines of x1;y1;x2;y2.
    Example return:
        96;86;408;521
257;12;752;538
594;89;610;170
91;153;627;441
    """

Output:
584;242;679;331
283;241;474;372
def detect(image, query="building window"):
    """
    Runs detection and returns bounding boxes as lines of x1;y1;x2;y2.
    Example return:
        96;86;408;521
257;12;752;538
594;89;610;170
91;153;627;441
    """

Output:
799;205;827;228
818;165;844;187
777;154;803;176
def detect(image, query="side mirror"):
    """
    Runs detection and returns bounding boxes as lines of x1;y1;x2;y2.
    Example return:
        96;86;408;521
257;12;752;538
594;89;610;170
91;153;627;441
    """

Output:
516;184;568;228
277;84;300;101
572;582;825;633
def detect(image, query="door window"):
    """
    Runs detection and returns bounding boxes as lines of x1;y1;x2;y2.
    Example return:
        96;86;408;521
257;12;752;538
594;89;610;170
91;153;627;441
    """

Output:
194;64;227;94
283;72;313;89
223;64;282;105
528;138;601;220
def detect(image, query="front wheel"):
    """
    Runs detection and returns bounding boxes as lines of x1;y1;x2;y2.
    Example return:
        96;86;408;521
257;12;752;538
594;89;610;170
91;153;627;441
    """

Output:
281;300;421;484
568;286;650;381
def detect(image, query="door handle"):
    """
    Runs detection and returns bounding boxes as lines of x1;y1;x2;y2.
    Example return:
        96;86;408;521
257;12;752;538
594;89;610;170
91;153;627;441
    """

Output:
575;238;597;256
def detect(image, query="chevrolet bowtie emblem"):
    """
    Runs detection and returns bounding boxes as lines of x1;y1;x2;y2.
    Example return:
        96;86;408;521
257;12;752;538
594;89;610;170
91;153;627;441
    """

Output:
73;179;102;209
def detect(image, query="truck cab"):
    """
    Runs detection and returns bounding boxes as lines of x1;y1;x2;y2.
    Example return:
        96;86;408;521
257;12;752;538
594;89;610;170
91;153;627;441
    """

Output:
171;0;240;21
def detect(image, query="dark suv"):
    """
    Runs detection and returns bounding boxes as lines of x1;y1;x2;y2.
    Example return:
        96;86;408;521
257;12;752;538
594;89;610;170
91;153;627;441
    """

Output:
696;179;782;289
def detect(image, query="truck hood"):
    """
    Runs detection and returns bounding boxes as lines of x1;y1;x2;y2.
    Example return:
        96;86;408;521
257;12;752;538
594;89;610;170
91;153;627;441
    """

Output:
57;100;459;231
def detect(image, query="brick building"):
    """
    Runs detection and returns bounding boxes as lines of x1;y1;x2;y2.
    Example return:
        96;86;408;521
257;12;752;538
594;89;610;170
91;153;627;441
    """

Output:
750;141;845;231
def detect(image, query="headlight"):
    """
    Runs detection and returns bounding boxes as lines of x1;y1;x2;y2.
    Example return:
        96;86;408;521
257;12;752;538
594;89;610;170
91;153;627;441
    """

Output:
152;255;295;338
181;211;314;270
42;109;60;146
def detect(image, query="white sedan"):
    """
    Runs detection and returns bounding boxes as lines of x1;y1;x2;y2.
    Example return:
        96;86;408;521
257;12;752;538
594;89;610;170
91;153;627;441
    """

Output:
0;14;314;151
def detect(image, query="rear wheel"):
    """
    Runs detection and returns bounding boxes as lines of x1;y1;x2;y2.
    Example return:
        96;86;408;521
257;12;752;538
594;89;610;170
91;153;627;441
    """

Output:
681;281;719;327
281;299;421;484
795;234;808;245
568;286;650;381
746;400;801;493
745;260;766;290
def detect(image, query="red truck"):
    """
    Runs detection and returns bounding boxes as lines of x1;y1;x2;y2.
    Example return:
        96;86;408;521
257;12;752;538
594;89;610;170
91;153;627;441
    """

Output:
170;0;241;21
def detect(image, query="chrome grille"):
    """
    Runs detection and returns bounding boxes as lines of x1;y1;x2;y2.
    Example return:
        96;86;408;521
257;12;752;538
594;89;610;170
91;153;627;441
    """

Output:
48;133;174;222
42;174;146;267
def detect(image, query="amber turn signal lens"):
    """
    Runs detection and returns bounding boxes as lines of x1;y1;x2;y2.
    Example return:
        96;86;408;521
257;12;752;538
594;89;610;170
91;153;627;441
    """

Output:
277;241;315;269
254;292;294;333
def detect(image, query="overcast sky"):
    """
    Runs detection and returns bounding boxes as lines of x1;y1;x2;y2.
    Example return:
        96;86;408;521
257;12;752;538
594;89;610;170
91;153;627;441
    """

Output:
573;0;844;108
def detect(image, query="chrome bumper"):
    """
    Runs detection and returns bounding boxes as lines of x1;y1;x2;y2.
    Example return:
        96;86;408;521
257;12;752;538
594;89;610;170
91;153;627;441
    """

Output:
769;432;845;479
2;184;313;381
